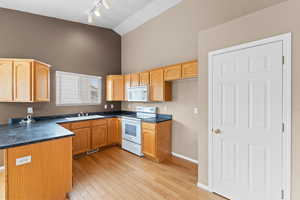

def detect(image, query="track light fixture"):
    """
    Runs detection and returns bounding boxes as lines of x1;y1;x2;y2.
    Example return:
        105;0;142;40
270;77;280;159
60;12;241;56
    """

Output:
102;0;110;10
94;7;101;17
88;0;110;24
88;14;93;24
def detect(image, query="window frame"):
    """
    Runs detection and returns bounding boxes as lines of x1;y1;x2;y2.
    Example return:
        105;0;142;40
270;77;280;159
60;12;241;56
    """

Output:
56;71;102;106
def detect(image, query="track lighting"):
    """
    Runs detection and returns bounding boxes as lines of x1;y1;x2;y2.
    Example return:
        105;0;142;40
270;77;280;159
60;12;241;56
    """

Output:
88;14;93;24
94;8;101;17
87;0;110;23
102;0;110;10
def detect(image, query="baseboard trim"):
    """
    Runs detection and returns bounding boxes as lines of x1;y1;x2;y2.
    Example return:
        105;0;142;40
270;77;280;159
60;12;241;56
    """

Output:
197;182;211;192
0;166;4;172
171;152;198;164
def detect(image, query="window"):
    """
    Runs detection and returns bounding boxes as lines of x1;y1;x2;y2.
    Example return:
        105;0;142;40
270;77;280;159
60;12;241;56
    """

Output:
56;71;102;106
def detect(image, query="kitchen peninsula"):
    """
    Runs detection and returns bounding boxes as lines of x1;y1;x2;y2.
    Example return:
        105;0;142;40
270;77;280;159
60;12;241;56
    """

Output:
0;111;172;200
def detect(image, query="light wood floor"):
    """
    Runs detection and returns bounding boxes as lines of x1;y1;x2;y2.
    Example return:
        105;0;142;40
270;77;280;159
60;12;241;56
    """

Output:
0;170;4;200
70;147;226;200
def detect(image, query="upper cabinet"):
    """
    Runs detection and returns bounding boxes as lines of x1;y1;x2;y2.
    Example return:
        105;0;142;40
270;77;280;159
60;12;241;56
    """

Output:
139;72;149;86
13;61;32;102
106;75;124;101
0;60;13;101
150;69;172;102
35;62;50;101
123;73;141;100
105;60;198;102
124;74;131;101
0;59;50;103
130;73;140;87
182;60;198;79
164;64;182;81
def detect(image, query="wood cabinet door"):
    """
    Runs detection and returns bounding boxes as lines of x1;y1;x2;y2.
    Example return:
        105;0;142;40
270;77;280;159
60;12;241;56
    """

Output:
113;75;124;101
91;124;107;149
150;69;164;101
6;137;72;200
142;128;156;158
117;118;122;145
106;76;113;101
13;61;32;102
182;61;198;79
34;62;50;102
107;75;124;101
0;60;13;101
131;73;140;87
139;72;149;86
124;74;131;101
107;118;119;145
164;64;181;81
72;128;91;155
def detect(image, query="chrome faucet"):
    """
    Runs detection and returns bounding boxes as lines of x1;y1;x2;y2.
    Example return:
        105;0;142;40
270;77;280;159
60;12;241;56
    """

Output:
78;112;84;117
78;112;89;117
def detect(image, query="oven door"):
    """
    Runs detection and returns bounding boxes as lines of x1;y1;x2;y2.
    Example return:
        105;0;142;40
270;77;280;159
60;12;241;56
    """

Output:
122;118;141;144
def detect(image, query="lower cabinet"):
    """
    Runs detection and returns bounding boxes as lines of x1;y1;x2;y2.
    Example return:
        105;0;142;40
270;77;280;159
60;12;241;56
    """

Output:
72;128;91;155
5;137;72;200
142;121;172;162
60;118;121;156
107;118;120;145
142;128;156;158
91;120;108;149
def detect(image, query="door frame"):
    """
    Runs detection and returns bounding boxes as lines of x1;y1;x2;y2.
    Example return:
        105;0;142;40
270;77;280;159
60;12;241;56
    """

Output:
208;33;292;200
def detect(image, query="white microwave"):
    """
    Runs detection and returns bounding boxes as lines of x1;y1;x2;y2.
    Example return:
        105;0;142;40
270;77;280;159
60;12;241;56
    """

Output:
128;85;149;102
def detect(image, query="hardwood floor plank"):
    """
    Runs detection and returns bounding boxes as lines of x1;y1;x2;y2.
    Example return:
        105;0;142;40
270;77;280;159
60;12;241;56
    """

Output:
0;170;4;200
70;147;226;200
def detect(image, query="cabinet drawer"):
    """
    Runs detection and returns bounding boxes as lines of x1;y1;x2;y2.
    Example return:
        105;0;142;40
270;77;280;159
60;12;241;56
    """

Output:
142;122;156;131
91;119;107;127
71;121;90;129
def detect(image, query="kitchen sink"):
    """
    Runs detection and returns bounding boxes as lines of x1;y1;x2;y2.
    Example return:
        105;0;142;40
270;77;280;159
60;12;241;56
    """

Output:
65;115;105;121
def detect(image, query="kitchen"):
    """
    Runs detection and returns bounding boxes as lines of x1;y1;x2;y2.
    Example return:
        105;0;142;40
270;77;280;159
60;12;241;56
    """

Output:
1;0;300;200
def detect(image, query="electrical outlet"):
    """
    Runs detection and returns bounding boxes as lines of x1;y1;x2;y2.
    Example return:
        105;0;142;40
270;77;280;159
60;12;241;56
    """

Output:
194;107;199;114
110;104;114;109
104;104;108;109
164;106;168;111
27;107;33;114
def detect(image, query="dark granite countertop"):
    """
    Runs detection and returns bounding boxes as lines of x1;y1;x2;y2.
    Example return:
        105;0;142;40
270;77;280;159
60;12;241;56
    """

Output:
0;111;172;149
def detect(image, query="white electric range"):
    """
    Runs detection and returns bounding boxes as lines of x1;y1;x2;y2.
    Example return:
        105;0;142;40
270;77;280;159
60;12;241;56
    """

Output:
121;107;157;156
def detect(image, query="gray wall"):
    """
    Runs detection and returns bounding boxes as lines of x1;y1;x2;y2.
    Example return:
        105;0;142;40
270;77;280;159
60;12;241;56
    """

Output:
0;8;121;124
121;0;285;162
0;8;121;165
198;0;299;199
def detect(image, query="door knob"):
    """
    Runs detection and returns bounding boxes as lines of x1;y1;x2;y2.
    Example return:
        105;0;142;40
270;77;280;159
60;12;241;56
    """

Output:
214;129;221;134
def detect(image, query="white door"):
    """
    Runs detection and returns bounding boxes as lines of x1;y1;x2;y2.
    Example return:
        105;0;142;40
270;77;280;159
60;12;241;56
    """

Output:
210;41;283;200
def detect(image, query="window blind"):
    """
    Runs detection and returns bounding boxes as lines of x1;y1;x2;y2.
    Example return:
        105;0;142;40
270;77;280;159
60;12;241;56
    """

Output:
56;71;102;106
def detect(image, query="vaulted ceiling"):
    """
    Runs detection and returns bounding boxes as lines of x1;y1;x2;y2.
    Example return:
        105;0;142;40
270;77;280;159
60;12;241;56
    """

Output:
0;0;182;35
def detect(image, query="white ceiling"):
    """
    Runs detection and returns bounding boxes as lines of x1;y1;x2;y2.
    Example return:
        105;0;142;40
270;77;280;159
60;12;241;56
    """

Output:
0;0;182;35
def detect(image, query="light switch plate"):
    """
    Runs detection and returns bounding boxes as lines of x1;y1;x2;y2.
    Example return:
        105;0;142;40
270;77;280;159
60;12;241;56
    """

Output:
104;104;108;109
194;107;199;114
16;156;31;166
110;104;114;109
